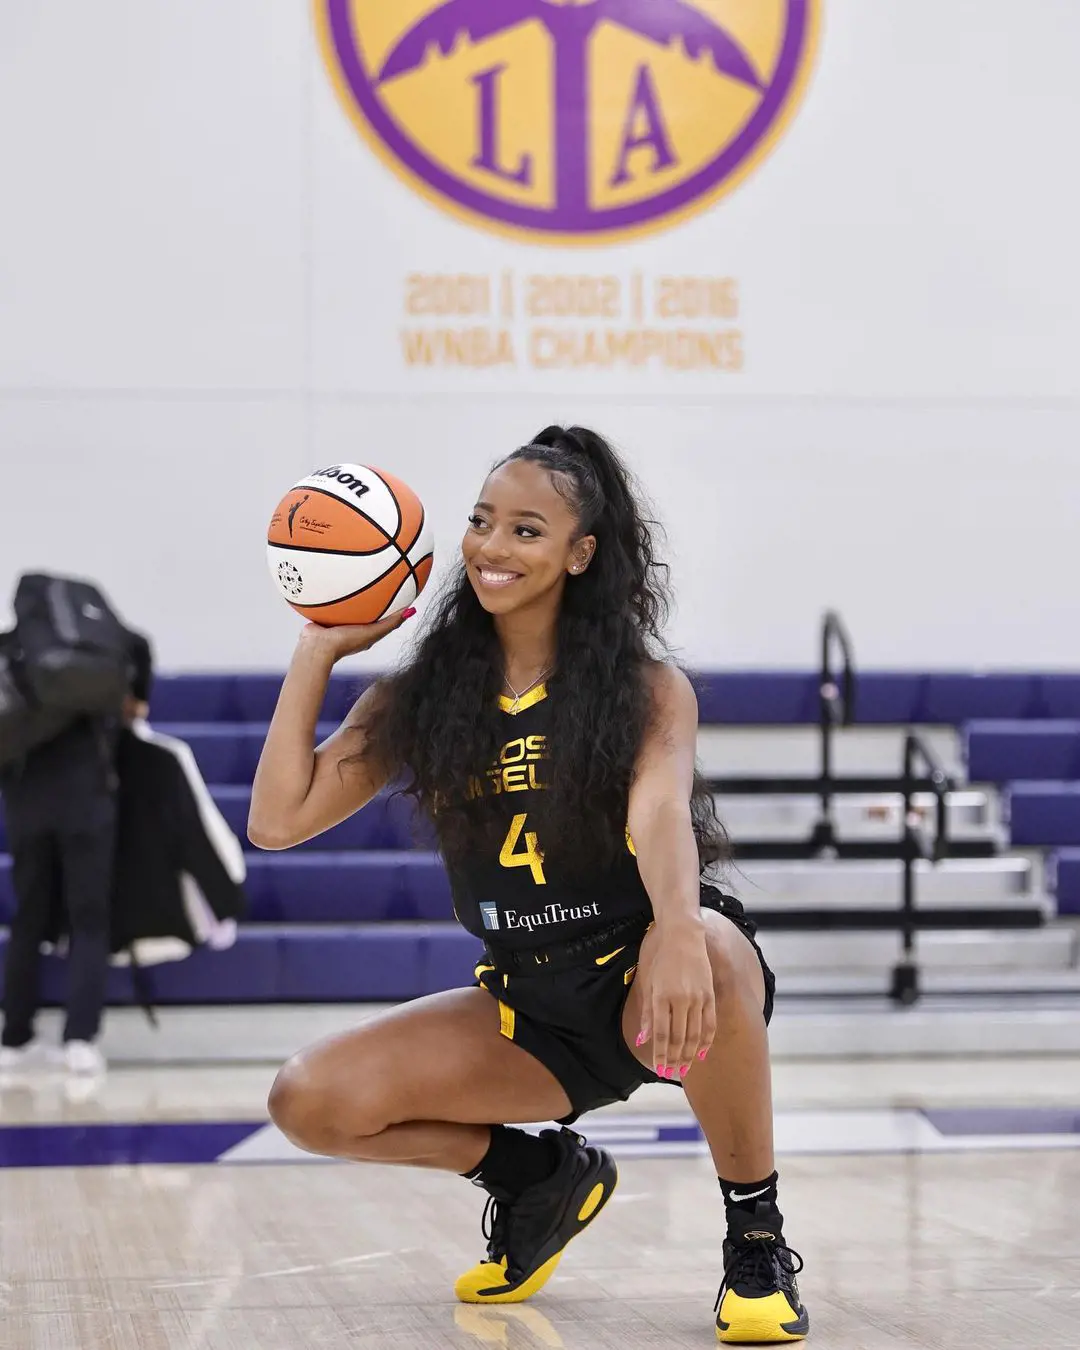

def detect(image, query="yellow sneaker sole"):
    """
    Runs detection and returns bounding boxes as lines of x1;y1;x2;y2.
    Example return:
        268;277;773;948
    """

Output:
716;1290;809;1342
454;1169;617;1304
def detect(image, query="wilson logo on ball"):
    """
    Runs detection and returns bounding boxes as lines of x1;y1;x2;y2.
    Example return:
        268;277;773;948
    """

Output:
311;466;373;499
267;464;434;626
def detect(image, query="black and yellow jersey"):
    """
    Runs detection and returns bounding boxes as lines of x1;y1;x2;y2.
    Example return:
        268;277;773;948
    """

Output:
446;683;653;949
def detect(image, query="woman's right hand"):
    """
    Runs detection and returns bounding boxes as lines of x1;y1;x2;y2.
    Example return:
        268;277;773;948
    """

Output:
297;607;416;664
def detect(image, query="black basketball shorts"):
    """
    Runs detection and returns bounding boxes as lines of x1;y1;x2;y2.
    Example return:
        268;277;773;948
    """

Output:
474;887;776;1124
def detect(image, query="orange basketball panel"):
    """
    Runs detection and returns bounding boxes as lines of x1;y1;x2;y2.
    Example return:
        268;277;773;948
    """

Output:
268;488;389;554
412;553;434;595
370;467;425;552
289;557;412;626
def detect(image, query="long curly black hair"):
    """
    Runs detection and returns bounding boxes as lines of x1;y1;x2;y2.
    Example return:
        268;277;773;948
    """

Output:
358;425;726;877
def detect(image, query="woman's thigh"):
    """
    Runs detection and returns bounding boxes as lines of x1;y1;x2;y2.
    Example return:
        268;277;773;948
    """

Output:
271;986;573;1132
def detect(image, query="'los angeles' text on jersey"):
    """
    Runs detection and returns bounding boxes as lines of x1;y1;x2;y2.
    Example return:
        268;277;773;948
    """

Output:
446;685;652;950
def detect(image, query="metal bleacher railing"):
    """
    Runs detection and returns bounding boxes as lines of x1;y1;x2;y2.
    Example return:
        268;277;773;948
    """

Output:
708;612;980;1007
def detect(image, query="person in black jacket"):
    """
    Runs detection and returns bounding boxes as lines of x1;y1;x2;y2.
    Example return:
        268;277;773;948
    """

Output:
0;628;152;1075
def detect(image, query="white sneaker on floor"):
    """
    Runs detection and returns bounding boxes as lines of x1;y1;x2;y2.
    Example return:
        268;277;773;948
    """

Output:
63;1040;107;1076
0;1041;54;1073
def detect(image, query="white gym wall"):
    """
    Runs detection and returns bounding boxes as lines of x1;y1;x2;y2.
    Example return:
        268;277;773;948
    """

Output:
0;1;1076;670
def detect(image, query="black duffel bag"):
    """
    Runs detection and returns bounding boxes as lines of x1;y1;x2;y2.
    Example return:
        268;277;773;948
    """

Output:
0;636;78;768
14;573;133;715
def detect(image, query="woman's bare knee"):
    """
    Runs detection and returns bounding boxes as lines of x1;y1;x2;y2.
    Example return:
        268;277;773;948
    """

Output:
267;1046;393;1155
705;918;765;1016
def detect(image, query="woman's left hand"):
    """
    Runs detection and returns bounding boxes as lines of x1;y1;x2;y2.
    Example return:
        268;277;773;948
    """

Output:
635;921;717;1080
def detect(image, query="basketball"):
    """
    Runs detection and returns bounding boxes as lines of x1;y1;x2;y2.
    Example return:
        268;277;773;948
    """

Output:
267;464;434;626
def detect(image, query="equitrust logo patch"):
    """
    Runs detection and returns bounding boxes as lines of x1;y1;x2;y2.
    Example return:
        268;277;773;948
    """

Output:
315;0;819;243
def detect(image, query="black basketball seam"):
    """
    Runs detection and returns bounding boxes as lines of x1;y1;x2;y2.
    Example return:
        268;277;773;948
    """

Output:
267;540;389;559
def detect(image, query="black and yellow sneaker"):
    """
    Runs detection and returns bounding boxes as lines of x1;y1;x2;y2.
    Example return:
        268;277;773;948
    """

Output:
454;1126;617;1304
715;1202;809;1343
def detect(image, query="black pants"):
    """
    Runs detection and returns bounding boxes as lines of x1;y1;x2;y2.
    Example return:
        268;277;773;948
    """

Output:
2;825;115;1047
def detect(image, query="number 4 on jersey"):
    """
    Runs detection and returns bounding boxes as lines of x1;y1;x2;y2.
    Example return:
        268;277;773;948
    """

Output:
499;813;547;886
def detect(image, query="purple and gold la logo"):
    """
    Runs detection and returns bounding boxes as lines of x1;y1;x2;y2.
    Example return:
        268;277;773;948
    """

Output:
315;1;819;244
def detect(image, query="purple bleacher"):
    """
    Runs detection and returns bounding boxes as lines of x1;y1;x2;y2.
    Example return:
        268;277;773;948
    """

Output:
692;673;819;724
690;672;1048;724
423;925;487;992
0;923;481;1003
1039;677;1080;719
275;925;424;1000
629;673;931;724
151;673;373;725
0;929;280;1003
1006;783;1080;847
1049;850;1080;915
148;674;239;723
231;673;374;724
966;722;1080;783
272;924;479;1000
919;675;1040;723
243;851;454;922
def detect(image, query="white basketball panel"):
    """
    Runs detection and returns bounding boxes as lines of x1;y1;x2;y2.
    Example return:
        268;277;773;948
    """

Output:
266;542;397;606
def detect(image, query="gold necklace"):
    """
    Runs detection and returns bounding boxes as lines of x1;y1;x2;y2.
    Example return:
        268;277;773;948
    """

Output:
503;667;551;714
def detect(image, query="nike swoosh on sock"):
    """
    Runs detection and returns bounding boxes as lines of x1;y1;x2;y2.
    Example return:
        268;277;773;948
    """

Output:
729;1185;772;1204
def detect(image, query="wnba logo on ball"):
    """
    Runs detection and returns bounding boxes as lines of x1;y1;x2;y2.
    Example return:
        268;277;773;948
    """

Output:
314;0;819;243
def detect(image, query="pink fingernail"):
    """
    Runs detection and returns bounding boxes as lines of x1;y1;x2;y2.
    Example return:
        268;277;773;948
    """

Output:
679;1065;689;1079
698;1049;708;1061
402;607;417;619
635;1032;646;1047
655;1064;664;1076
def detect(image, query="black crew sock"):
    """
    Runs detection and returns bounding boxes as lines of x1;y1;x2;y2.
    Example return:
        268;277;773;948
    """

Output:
463;1125;562;1197
718;1171;782;1236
